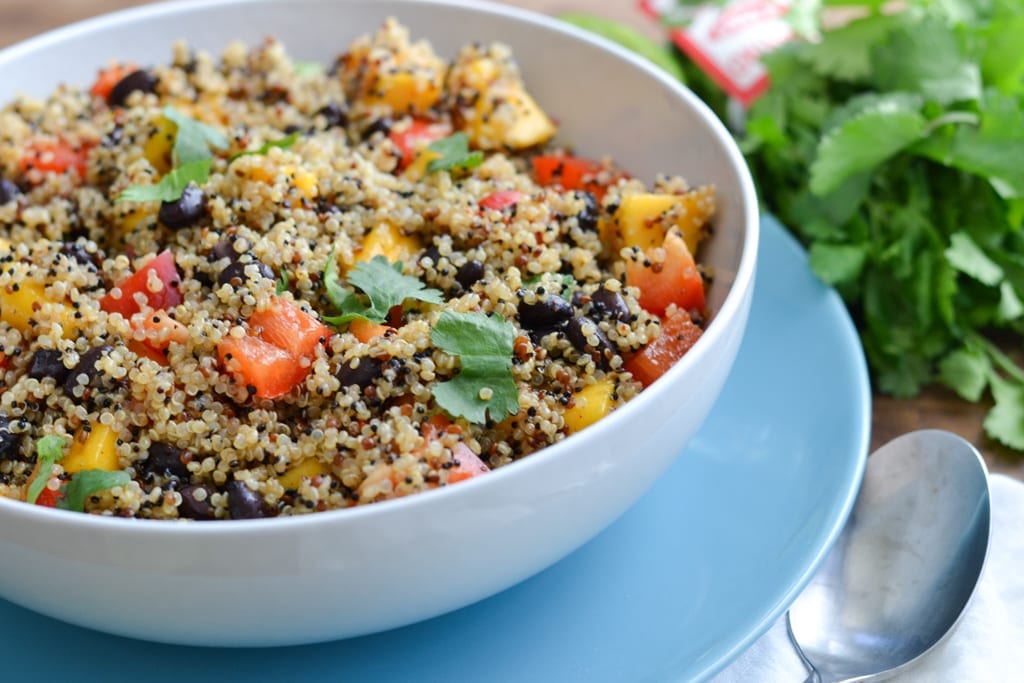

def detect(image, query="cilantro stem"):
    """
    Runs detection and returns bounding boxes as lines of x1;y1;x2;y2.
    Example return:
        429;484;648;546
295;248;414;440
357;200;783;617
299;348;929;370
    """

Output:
923;111;979;136
971;334;1024;384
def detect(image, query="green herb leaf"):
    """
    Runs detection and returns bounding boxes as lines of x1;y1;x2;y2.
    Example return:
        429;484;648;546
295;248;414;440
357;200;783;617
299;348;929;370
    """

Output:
808;242;868;287
293;61;323;77
323;252;443;325
163;105;228;165
945;232;1004;286
871;16;981;105
116;159;211;203
25;435;66;505
430;311;519;423
426;133;484;174
57;470;131;512
810;99;927;196
984;375;1024;449
939;346;992;402
276;268;291;295
229;132;301;162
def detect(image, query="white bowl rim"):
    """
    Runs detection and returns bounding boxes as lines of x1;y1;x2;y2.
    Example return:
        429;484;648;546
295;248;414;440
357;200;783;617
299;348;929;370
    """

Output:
0;0;759;533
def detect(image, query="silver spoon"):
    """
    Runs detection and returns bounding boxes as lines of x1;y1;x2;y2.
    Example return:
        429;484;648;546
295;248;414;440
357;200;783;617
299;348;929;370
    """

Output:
787;429;991;683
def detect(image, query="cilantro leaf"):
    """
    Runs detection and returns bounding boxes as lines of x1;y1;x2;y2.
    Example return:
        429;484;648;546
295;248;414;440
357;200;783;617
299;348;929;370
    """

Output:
323;252;442;325
430;312;519;423
984;375;1024;449
945;232;1004;286
808;242;868;287
276;268;291;295
163;105;228;165
293;61;323;77
24;435;66;505
57;470;131;512
939;346;992;402
116;159;211;203
426;133;484;174
871;16;981;104
229;132;301;162
796;12;903;81
810;99;927;196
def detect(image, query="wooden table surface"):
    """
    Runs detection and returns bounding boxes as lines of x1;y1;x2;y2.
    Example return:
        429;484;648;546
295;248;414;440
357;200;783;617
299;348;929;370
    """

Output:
2;0;1022;480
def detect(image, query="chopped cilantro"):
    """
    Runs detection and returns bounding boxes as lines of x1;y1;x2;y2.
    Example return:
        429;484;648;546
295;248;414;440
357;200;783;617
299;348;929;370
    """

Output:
24;435;66;505
229;132;301;162
57;470;131;512
324;251;443;325
162;105;228;166
276;268;291;295
430;311;519;424
426;133;484;174
116;159;211;203
293;61;323;77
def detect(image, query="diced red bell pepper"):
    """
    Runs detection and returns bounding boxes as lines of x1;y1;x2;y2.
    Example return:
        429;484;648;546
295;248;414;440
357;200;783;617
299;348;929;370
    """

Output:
531;154;625;201
20;139;91;180
479;190;526;211
34;483;64;508
625;308;704;388
217;334;308;400
625;231;705;317
389;118;452;171
249;298;331;360
100;250;183;318
446;442;490;484
89;63;135;101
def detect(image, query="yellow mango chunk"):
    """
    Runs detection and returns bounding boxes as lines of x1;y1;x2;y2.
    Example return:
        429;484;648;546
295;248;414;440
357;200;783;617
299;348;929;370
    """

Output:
63;423;119;474
365;71;443;115
1;282;76;338
450;57;555;150
0;238;11;252
357;222;422;264
282;165;318;200
613;189;716;255
279;458;330;490
402;149;441;181
144;115;177;174
564;379;615;434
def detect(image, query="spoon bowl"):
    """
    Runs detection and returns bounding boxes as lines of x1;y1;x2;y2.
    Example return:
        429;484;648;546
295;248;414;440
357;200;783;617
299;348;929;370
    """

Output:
787;429;991;683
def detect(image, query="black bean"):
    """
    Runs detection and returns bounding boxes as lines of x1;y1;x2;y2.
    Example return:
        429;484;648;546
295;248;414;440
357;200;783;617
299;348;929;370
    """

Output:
143;442;190;479
589;288;631;323
363;117;393;139
178;485;216;521
226;480;272;519
566;317;615;369
282;124;303;135
0;178;21;205
0;416;23;461
28;349;70;383
418;246;442;268
63;344;113;395
337;357;383;390
158;183;206;229
210;237;240;263
60;241;101;268
456;260;485;289
217;258;274;287
575;191;599;231
108;69;159;107
519;295;573;330
317;102;348;129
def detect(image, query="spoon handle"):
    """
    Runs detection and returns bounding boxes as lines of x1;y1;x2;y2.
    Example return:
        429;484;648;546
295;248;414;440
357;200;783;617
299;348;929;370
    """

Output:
786;612;822;683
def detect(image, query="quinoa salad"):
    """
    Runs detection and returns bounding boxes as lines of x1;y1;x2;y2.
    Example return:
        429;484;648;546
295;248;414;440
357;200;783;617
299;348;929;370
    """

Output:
0;20;714;519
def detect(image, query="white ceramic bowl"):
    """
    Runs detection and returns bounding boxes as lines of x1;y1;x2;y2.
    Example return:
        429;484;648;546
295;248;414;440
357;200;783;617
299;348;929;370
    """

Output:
0;0;758;646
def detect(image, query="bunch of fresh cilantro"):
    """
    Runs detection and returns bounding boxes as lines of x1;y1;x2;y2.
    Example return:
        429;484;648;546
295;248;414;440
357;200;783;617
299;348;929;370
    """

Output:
616;0;1024;449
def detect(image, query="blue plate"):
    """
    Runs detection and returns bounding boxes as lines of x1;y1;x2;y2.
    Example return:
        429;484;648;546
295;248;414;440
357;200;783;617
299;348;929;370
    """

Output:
0;216;869;681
